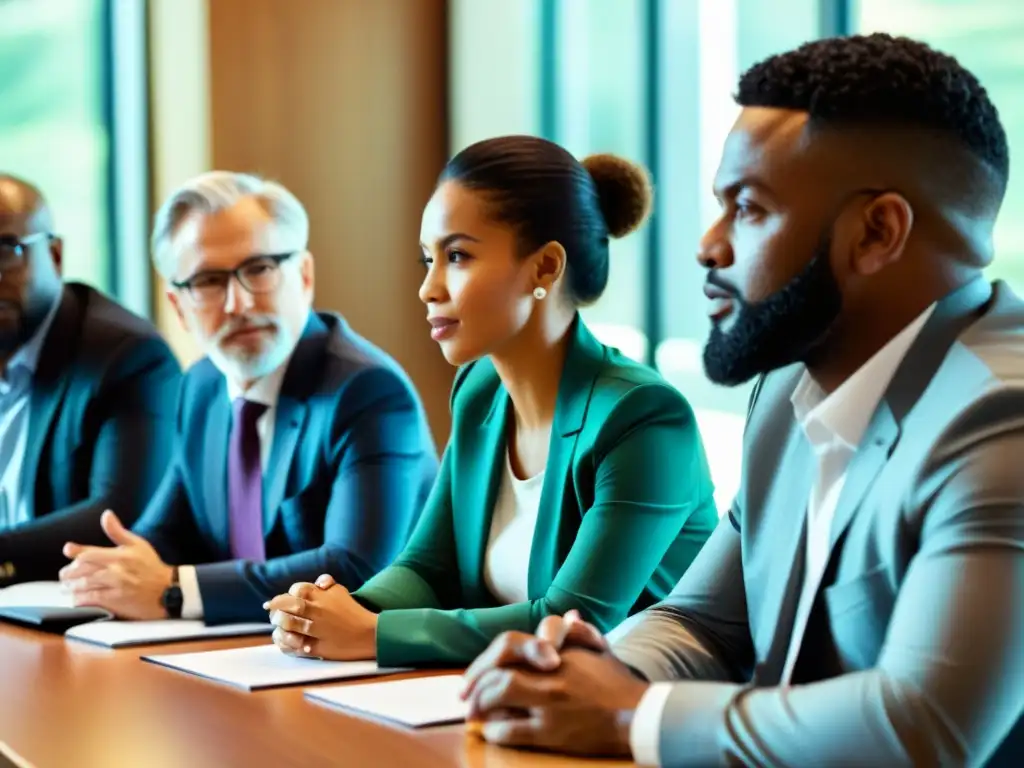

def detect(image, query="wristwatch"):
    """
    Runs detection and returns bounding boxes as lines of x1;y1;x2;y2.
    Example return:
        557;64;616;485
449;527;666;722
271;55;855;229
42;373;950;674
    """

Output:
161;566;183;619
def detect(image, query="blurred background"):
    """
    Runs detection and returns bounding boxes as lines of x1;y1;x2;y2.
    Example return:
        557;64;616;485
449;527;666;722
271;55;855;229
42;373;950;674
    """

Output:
1;0;1021;512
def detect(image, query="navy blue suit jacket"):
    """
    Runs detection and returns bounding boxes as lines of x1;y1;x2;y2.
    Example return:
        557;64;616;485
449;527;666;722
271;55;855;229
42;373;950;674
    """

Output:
133;311;438;624
0;282;182;585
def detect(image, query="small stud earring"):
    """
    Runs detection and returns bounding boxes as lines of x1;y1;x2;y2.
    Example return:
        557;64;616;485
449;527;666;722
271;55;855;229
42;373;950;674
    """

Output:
533;286;547;300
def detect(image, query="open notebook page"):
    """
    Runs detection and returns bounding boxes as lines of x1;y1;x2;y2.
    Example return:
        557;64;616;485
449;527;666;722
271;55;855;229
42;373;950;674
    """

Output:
0;581;77;608
304;674;469;727
143;643;408;690
65;619;271;648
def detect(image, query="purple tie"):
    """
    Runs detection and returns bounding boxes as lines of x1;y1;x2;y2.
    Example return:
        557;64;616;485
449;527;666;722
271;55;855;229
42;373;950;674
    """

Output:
228;397;267;562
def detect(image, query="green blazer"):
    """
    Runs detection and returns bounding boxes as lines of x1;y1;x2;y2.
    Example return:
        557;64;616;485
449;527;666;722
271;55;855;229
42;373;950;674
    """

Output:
353;317;717;667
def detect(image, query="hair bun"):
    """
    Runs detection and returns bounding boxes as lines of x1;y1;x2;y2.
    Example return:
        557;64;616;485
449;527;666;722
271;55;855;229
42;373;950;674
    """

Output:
581;154;653;238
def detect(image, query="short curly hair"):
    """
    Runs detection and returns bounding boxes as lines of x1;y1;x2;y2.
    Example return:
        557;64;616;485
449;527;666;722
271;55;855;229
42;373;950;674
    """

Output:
736;33;1009;185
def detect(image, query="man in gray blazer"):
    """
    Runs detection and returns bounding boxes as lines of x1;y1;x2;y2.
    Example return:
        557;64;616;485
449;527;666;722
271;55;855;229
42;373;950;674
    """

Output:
457;34;1024;767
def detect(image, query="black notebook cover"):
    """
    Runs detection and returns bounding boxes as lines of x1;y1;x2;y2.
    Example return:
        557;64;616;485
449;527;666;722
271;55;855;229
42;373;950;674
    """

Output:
0;605;111;633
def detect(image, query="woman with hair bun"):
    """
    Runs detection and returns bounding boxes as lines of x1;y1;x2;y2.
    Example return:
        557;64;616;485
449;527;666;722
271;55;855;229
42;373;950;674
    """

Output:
265;135;717;668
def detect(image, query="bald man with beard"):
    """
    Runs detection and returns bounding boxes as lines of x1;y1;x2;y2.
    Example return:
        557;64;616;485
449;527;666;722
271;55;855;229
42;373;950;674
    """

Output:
0;174;180;586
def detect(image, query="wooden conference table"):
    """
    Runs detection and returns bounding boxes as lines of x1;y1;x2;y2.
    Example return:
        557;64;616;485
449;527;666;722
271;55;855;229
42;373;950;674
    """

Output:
0;622;634;768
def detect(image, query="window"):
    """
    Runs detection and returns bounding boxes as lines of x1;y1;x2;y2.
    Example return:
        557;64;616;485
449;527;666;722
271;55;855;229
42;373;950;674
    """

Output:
548;0;650;363
853;0;1024;289
0;0;149;313
655;0;825;511
448;0;541;153
450;0;650;362
0;0;112;291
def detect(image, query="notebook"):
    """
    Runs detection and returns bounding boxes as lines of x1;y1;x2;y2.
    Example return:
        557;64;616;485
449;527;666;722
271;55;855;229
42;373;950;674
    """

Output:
304;674;469;727
64;619;272;648
142;643;409;690
0;581;110;631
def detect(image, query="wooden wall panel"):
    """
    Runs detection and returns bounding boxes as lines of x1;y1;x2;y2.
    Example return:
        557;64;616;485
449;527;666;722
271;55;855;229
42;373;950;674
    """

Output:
157;0;454;444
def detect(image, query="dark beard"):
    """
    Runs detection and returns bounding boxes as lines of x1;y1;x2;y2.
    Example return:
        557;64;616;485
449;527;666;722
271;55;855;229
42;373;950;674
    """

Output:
702;237;842;386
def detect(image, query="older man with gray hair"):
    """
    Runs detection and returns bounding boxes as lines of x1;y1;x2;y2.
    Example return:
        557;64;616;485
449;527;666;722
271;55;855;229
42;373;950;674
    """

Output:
60;171;438;625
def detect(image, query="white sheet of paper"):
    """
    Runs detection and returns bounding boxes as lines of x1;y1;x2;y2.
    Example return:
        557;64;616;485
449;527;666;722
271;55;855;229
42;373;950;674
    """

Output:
142;643;408;690
64;619;272;648
304;674;469;727
0;581;74;608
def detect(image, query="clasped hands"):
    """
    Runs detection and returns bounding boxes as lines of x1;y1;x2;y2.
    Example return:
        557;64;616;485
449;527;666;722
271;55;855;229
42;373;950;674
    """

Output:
263;590;649;757
264;574;378;660
458;610;650;757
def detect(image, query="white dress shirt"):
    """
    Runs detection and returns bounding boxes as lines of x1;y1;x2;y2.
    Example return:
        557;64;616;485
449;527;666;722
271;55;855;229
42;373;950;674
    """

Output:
178;361;289;619
629;303;936;767
483;451;545;605
0;295;62;530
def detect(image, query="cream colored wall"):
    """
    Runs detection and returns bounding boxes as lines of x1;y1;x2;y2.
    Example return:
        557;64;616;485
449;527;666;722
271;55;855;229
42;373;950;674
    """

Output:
148;0;455;444
149;0;209;368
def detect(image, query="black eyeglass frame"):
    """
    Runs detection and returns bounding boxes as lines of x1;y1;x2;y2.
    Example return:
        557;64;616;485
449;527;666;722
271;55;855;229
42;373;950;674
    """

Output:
170;251;298;301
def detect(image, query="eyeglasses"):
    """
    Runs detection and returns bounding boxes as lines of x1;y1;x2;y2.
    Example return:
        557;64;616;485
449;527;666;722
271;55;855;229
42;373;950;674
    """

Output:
0;232;53;270
171;252;297;307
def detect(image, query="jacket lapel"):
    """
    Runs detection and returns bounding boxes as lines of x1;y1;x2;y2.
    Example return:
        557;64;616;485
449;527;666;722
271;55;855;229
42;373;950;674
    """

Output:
745;381;817;684
22;376;72;515
204;396;232;551
261;311;324;536
263;394;308;535
525;430;579;599
825;403;899;552
527;317;607;598
462;391;509;604
21;289;78;515
825;276;993;555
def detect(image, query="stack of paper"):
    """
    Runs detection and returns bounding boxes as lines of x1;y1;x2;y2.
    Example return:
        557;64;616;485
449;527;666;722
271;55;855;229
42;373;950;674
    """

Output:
65;619;272;648
304;674;469;727
142;643;408;690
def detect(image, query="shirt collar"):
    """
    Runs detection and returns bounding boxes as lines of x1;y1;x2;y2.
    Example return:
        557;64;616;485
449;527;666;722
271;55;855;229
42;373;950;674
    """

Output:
7;292;62;376
791;303;936;451
225;355;291;408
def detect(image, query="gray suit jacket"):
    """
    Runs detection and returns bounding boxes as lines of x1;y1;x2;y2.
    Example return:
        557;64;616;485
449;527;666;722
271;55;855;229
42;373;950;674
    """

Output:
612;277;1024;767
